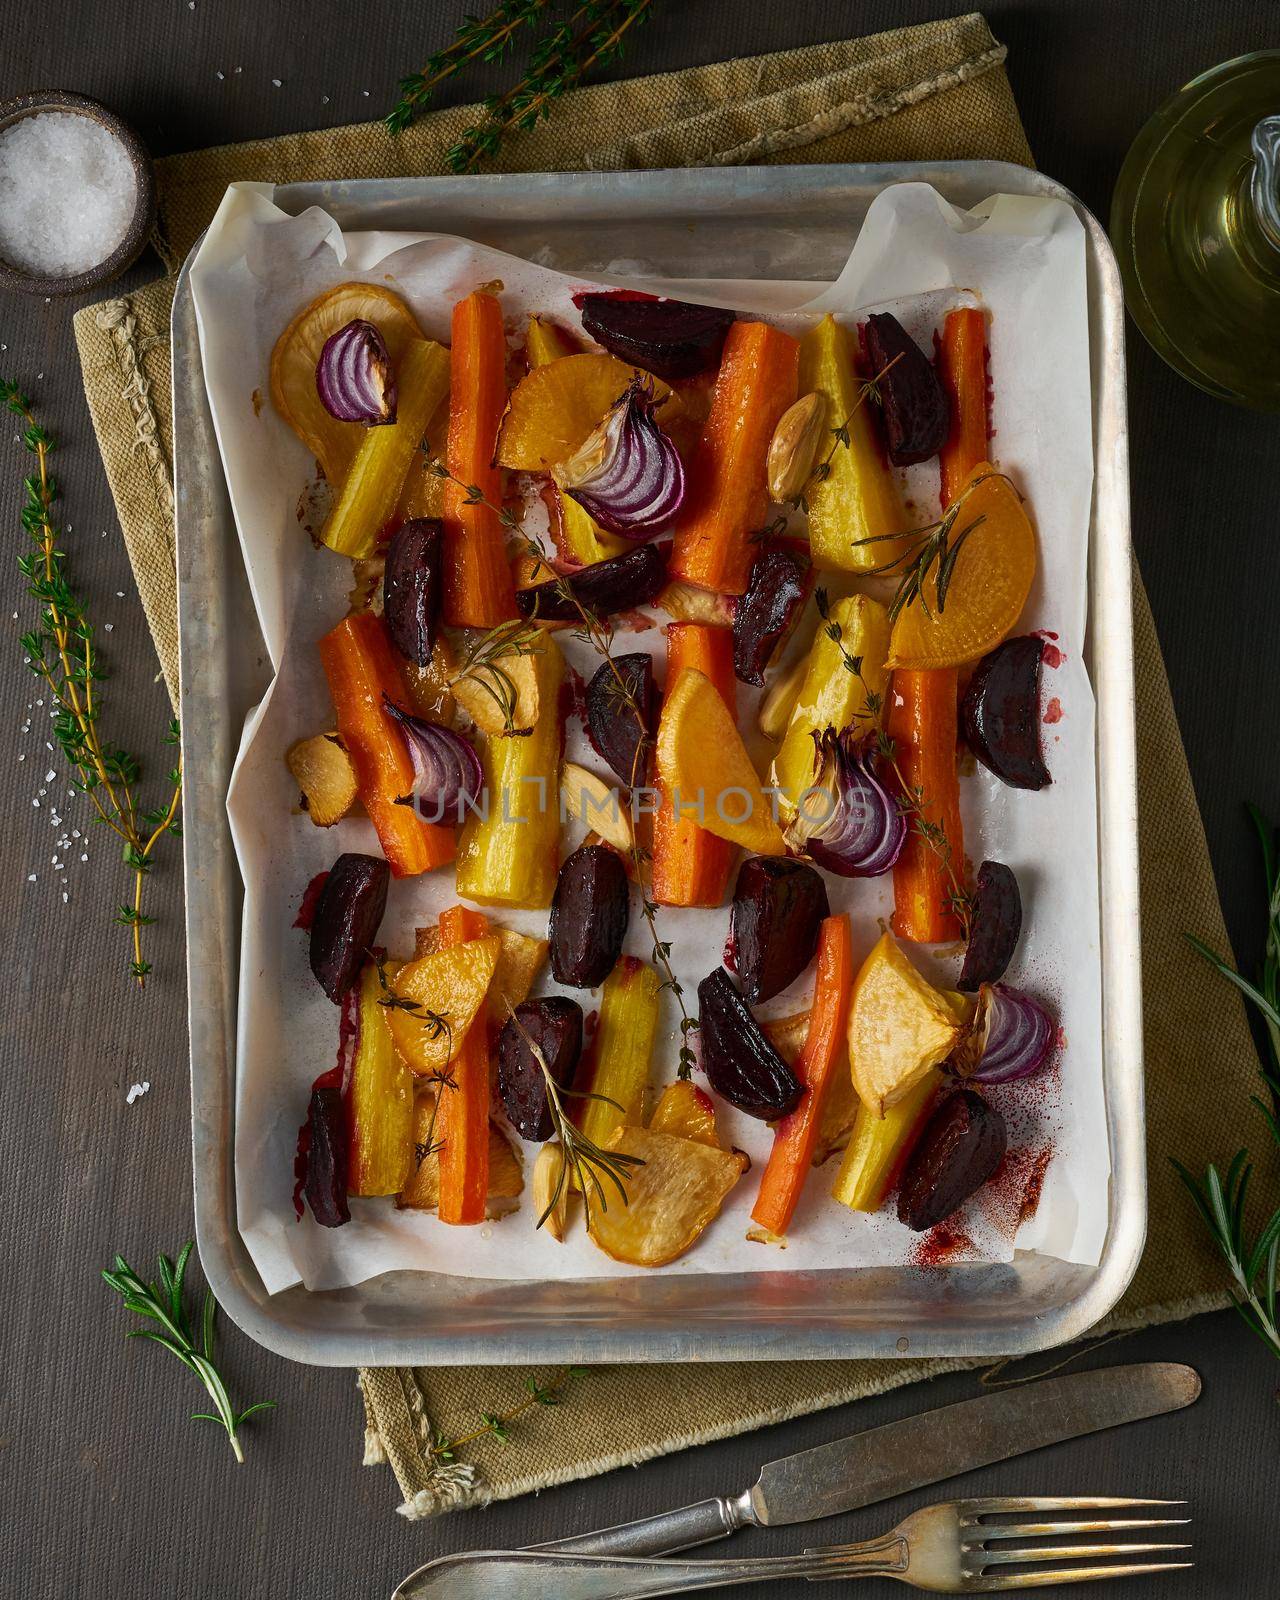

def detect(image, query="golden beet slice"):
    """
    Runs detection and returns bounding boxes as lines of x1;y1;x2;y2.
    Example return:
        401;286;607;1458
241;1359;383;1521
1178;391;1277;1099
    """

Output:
496;353;678;471
647;1080;720;1148
387;935;500;1075
588;1126;747;1267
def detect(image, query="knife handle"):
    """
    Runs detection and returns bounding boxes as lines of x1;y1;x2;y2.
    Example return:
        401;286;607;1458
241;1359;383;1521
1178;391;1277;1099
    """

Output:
526;1491;758;1558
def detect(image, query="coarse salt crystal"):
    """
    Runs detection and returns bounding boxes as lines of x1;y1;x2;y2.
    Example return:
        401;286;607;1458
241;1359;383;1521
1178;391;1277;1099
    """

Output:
0;112;138;276
126;1081;150;1105
272;78;282;88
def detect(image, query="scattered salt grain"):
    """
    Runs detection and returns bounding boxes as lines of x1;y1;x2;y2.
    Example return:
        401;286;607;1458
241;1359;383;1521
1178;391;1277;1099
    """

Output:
272;79;282;89
61;891;68;903
104;623;113;632
215;71;224;81
126;1081;150;1105
0;112;138;276
26;873;35;882
44;768;54;782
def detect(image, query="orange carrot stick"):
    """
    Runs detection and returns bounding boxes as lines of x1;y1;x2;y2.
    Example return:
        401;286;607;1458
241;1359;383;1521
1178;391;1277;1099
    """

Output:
888;668;965;943
318;613;455;878
668;322;799;596
938;308;990;509
751;914;853;1237
435;904;491;1225
443;290;518;628
651;623;736;907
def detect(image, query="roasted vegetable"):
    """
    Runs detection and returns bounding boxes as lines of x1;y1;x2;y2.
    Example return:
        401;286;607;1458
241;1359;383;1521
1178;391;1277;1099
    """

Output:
549;844;631;988
456;634;565;908
697;967;803;1120
302;1085;350;1227
486;928;550;1024
497;352;679;470
656;667;786;856
531;1141;570;1239
798;314;904;574
557;376;686;538
497;997;585;1140
383;701;482;824
669;321;800;596
655;578;736;629
647;1080;720;1146
791;730;906;879
937;307;990;508
951;983;1054;1083
578;292;734;379
588;1125;747;1267
757;652;807;742
319;338;451;560
397;1091;524;1216
286;733;357;827
831;1070;940;1212
847;932;967;1115
731;856;829;1004
732;548;807;686
386;934;501;1075
766;391;827;502
319;612;455;876
515;543;668;621
433;904;493;1224
576;956;662;1153
751;914;853;1237
888;669;966;943
585;652;658;787
651;624;736;908
347;960;415;1196
958;861;1023;991
383;519;442;666
560;762;632;851
443;289;518;628
897;1089;1007;1232
316;317;396;425
961;635;1051;791
765;1009;859;1167
862;312;949;466
772;592;890;817
308;853;389;1003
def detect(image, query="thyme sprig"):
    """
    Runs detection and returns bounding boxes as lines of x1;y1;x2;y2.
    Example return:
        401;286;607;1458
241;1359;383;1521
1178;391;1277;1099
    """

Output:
875;730;974;941
102;1243;275;1462
853;470;1009;626
1174;803;1280;1375
428;1365;586;1461
372;953;452;1046
6;381;182;986
389;1;655;172
426;455;699;1076
452;615;542;735
792;353;902;514
814;586;883;722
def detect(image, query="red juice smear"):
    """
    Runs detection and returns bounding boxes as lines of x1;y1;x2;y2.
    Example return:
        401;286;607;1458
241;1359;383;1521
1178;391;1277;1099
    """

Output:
1031;629;1065;670
1043;697;1063;725
294;870;329;930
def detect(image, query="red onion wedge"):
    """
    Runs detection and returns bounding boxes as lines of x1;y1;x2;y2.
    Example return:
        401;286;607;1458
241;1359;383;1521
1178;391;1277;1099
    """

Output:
556;377;685;539
382;697;482;823
316;318;397;425
786;727;906;877
950;983;1054;1084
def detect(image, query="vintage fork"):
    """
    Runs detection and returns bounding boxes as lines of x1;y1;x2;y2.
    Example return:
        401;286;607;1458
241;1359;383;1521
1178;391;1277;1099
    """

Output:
392;1496;1192;1597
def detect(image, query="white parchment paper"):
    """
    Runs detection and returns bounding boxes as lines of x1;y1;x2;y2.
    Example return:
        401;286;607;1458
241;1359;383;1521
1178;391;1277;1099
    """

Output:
189;181;1105;1294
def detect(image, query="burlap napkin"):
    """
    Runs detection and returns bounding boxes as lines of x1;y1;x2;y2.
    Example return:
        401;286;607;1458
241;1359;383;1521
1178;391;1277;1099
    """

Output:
72;12;1265;1520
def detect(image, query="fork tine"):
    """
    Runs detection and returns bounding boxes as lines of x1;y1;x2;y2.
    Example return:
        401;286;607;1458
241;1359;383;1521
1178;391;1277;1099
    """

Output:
976;1564;1193;1589
980;1543;1192;1566
959;1497;1185;1516
974;1519;1191;1539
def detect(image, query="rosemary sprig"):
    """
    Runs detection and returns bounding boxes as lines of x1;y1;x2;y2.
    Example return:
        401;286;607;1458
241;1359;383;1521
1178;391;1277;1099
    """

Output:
451;615;542;735
426;455;699;1076
102;1243;275;1462
428;1365;586;1461
852;470;1008;627
793;352;902;513
1174;803;1280;1375
875;729;973;941
386;0;552;134
6;381;182;986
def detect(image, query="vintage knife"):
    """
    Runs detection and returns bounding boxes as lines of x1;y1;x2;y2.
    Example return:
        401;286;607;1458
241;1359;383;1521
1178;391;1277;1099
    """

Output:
526;1363;1200;1560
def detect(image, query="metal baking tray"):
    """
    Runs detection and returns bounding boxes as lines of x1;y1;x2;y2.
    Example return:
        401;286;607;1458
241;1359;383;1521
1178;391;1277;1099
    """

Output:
175;162;1142;1367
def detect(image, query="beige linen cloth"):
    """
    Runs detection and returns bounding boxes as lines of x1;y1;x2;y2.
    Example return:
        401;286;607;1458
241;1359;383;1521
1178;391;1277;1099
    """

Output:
74;12;1267;1519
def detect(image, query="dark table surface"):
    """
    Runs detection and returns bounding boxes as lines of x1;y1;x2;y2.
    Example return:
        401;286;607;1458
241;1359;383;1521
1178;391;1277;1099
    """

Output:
2;3;1278;1597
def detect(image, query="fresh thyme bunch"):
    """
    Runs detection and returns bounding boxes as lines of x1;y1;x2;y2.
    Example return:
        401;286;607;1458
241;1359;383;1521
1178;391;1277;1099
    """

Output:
1175;804;1280;1375
5;381;182;986
387;0;656;171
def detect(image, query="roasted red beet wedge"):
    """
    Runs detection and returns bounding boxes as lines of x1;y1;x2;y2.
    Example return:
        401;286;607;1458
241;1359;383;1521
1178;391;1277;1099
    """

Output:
897;1089;1007;1232
383;518;442;666
863;312;950;466
309;853;390;1003
578;293;735;379
303;1085;351;1227
516;543;668;621
958;860;1023;992
586;652;658;786
732;548;808;686
550;844;631;988
961;635;1051;790
697;967;803;1120
731;856;829;1004
497;997;584;1141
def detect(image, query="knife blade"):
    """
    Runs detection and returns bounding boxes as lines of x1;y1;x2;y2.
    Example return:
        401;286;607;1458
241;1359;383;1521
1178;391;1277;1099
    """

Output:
528;1362;1200;1561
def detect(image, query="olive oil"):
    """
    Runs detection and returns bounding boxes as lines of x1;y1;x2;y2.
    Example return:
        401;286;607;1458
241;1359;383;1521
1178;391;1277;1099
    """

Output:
1111;51;1280;410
